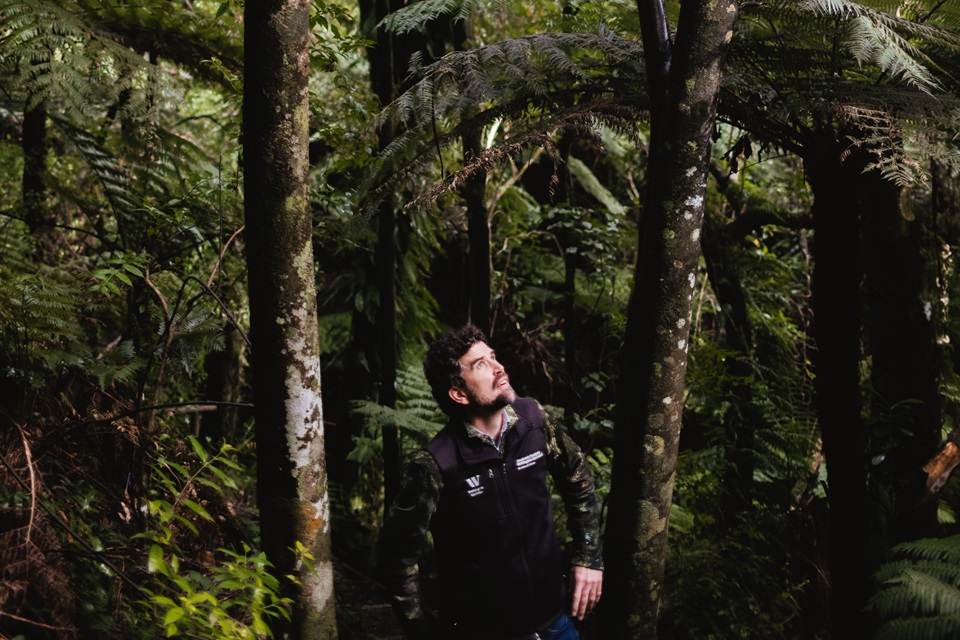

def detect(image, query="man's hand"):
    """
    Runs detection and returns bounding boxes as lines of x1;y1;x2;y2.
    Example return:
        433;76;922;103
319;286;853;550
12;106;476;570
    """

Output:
570;565;603;620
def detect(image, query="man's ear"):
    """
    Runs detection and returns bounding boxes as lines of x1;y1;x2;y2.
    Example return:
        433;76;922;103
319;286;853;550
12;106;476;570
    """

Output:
448;386;469;406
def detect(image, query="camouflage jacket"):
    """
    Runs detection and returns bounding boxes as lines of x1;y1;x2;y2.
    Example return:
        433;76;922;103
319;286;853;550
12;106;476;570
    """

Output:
376;399;603;636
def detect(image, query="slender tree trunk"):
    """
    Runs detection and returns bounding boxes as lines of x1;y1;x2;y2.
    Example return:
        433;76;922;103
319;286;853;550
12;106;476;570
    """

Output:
463;126;491;335
360;0;403;506
199;323;243;445
243;1;337;637
22;100;52;248
603;0;738;635
564;252;577;432
804;132;872;638
452;21;491;335
375;158;401;508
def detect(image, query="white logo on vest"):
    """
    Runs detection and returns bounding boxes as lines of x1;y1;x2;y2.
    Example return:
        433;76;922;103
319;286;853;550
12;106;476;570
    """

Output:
466;475;484;497
515;450;544;470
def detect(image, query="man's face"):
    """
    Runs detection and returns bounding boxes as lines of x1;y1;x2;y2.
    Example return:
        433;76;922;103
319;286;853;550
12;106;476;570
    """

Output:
452;341;517;413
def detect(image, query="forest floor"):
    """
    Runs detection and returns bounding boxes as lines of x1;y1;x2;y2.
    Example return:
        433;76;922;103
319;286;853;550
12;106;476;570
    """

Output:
334;560;404;640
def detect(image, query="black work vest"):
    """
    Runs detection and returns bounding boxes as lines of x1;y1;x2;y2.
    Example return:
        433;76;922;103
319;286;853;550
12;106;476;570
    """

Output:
425;398;565;639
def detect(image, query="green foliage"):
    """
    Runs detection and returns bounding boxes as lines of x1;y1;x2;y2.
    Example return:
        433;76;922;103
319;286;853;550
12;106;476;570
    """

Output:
870;536;960;639
728;0;960;185
348;365;446;466
137;436;292;639
366;27;649;208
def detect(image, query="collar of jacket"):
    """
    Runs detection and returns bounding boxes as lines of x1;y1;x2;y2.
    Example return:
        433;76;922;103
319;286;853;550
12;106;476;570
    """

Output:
449;403;533;467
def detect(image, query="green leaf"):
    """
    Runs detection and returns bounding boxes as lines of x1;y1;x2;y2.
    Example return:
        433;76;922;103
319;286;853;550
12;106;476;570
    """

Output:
174;514;199;535
148;544;165;574
163;606;186;625
182;498;213;522
187;435;209;462
165;460;191;480
209;465;239;489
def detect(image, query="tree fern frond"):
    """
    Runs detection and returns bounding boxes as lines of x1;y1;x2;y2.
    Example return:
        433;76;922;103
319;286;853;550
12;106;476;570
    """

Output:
871;536;960;637
877;560;960;587
380;0;499;34
796;0;959;90
872;569;960;617
889;536;960;564
875;615;960;640
364;29;647;210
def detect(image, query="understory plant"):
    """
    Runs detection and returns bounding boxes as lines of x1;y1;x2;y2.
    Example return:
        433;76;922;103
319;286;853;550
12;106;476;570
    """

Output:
136;435;292;638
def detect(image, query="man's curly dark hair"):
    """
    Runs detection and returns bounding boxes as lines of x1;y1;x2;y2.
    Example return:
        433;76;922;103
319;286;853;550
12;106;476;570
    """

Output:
423;325;489;417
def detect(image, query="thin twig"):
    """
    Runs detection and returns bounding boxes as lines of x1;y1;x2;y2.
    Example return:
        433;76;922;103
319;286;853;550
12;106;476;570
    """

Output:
206;223;244;292
0;611;75;632
14;423;36;547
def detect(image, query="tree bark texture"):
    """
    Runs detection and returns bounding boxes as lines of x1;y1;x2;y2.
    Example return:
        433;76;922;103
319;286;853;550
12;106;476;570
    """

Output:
603;0;738;635
243;1;338;637
804;132;872;638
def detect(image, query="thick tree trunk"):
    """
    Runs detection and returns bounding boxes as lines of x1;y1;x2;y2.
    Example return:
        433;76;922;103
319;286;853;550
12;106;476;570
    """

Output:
804;132;872;638
860;165;940;542
602;0;738;635
243;1;337;637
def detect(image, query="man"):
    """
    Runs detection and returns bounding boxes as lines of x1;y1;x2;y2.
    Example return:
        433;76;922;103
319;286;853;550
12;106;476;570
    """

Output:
377;325;603;640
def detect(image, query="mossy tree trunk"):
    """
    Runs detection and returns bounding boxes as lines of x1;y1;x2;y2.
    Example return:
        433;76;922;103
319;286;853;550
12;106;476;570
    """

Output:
243;1;337;637
602;0;738;635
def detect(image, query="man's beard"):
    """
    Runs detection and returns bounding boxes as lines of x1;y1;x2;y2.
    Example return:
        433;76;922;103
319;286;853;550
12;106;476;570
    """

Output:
466;384;516;414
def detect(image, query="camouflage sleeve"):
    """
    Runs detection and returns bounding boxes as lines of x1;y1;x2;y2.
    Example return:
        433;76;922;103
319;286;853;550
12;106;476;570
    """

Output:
375;449;442;632
542;404;604;571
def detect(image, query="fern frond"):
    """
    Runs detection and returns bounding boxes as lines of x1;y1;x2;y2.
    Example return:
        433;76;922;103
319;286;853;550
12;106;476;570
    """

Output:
363;29;647;211
871;536;960;638
875;616;960;640
380;0;499;34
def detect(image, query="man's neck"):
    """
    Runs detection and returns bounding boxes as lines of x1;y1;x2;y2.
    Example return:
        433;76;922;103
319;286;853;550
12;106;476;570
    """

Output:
464;409;504;440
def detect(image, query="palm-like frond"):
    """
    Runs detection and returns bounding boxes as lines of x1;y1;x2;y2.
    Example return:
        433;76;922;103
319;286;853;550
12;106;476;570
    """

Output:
0;0;165;120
